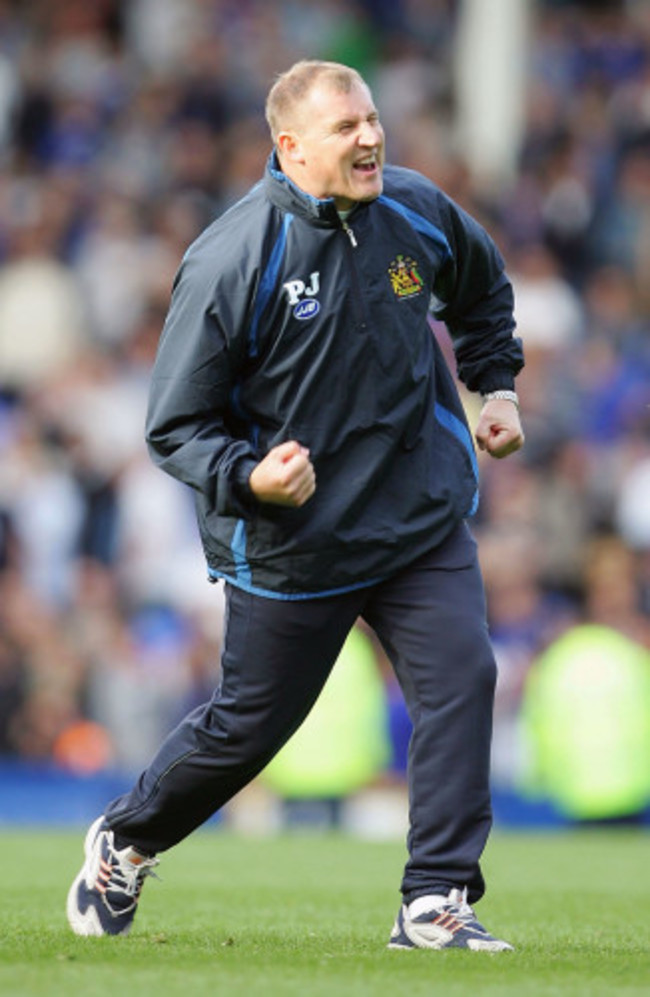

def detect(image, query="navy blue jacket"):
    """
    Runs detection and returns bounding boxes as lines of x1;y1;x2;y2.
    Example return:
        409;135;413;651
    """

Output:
146;154;524;598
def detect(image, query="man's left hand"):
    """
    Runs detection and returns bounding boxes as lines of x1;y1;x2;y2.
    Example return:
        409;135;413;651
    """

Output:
474;399;525;459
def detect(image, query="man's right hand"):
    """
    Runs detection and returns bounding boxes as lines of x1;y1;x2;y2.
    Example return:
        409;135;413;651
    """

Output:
249;440;316;507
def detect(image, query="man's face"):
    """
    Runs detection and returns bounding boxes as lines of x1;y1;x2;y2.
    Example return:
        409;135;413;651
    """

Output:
279;79;385;210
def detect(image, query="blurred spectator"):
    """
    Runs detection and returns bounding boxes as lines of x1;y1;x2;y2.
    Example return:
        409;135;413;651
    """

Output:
519;624;650;823
509;243;584;352
616;452;650;553
582;532;650;647
0;191;86;391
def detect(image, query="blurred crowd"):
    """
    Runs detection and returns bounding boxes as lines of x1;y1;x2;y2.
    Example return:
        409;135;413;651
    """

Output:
0;0;649;811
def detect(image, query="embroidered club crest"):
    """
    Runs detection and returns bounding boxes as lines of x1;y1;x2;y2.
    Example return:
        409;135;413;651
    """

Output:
388;254;424;299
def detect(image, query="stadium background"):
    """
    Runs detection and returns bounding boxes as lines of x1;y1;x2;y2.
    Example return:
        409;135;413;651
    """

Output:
0;0;649;829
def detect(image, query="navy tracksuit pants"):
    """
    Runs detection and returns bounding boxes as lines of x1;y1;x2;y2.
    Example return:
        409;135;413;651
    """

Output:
105;521;496;903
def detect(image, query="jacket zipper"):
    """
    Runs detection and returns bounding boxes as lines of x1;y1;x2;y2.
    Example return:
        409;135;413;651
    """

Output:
340;220;366;329
341;219;357;247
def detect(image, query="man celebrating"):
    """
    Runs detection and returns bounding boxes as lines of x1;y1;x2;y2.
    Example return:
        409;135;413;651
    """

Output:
67;60;524;951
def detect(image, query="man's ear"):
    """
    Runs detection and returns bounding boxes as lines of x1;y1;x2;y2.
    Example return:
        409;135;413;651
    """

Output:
276;130;304;164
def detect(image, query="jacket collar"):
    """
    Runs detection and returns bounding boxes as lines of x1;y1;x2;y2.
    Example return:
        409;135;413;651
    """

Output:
263;150;342;227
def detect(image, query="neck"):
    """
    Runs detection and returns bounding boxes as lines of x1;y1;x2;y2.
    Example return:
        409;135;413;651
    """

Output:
274;152;356;212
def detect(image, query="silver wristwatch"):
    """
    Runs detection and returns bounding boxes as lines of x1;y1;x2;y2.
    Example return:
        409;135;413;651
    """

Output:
481;390;519;408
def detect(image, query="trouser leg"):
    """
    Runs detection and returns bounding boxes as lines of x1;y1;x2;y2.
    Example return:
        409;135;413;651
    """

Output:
362;522;497;905
105;583;363;855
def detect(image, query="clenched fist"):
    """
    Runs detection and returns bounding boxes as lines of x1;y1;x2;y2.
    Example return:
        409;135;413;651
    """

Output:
475;399;525;459
249;440;316;507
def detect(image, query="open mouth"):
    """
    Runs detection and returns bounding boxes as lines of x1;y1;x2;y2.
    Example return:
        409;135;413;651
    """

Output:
353;158;379;174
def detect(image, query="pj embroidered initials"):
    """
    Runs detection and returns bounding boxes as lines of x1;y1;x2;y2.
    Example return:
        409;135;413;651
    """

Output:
283;272;320;305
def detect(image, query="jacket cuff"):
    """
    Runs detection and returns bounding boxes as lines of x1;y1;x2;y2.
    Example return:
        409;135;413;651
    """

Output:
216;456;260;518
230;456;260;510
475;370;516;394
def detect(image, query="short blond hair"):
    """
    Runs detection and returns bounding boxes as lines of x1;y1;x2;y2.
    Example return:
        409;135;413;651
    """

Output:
265;60;367;141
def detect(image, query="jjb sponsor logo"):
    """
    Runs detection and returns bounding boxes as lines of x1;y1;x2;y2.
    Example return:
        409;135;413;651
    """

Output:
293;298;319;320
283;272;321;320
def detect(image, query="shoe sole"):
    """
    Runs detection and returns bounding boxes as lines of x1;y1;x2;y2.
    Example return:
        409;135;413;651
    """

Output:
387;937;514;952
388;939;513;952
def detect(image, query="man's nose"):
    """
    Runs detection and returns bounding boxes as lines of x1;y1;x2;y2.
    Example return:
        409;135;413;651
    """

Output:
358;120;381;146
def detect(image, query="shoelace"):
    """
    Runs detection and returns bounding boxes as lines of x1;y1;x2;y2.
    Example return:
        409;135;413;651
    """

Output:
105;843;160;901
437;888;480;926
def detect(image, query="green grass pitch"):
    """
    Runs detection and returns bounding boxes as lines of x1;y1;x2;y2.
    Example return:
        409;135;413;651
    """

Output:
1;827;648;996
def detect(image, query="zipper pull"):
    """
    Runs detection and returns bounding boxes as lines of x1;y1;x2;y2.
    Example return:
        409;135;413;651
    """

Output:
342;220;357;247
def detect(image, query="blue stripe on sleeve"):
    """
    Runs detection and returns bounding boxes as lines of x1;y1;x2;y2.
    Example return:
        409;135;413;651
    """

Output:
248;213;294;357
434;401;479;516
378;195;452;262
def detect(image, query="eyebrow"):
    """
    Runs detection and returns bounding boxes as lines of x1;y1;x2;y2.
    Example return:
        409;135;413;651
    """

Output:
330;109;379;131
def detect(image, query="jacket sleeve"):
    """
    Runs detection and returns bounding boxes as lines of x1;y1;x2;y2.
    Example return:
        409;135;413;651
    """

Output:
145;251;260;519
433;194;524;393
